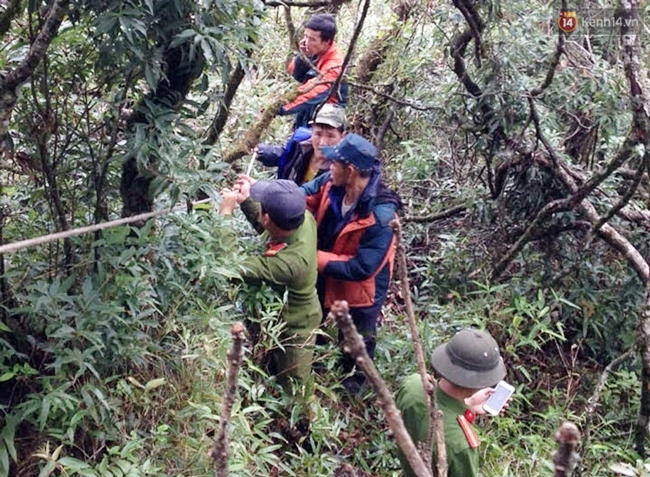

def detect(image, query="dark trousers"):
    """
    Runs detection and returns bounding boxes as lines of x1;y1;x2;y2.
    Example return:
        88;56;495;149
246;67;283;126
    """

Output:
316;277;381;389
339;303;380;376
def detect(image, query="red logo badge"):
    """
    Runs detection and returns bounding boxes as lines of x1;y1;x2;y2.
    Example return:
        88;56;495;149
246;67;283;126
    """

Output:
558;10;578;33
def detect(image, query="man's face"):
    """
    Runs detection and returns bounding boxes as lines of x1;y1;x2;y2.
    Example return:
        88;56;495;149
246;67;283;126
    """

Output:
329;160;352;187
312;125;344;161
300;28;331;57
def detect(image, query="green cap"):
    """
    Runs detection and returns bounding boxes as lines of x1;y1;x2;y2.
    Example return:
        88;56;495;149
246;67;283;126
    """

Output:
430;328;506;389
310;103;346;129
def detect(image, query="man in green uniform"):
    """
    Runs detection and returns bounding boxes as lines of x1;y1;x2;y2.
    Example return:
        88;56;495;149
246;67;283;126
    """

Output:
395;328;508;477
219;178;321;388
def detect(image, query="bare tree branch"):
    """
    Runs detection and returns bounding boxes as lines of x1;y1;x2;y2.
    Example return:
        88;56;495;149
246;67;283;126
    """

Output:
616;208;650;228
221;89;299;164
451;0;483;66
349;81;444;112
449;9;506;199
530;0;567;97
492;96;649;281
634;279;650;457
210;322;247;476
0;0;22;39
330;301;433;477
0;0;69;138
263;0;333;6
324;0;371;116
204;59;249;146
588;153;648;237
582;348;634;458
2;0;68;91
403;205;466;223
391;220;446;474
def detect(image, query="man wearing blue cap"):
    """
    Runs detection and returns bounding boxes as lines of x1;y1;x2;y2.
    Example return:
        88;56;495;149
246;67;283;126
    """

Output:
301;133;402;393
219;178;320;388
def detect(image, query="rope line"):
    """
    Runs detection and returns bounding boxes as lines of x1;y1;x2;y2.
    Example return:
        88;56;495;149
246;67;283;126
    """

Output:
0;198;212;255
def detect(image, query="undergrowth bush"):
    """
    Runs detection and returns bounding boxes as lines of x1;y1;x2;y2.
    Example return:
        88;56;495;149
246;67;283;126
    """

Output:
2;0;649;475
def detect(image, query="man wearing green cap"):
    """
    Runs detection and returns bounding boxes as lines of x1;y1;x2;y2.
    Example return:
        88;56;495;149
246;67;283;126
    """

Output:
256;103;346;185
219;178;320;388
395;328;509;477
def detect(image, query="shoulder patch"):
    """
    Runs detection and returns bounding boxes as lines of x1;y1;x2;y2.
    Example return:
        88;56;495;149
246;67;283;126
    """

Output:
457;415;480;449
264;242;288;257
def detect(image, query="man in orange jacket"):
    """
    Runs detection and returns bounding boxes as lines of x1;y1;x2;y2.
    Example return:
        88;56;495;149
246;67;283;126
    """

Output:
278;14;347;129
301;134;402;394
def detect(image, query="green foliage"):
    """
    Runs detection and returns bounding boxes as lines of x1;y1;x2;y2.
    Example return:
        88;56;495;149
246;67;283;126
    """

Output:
1;0;649;475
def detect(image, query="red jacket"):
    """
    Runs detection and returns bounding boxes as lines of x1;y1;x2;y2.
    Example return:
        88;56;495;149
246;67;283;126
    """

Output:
284;42;344;112
304;177;397;308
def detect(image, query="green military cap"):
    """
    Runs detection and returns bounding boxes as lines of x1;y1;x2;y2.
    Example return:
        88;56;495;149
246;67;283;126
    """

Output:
430;328;506;389
309;103;346;129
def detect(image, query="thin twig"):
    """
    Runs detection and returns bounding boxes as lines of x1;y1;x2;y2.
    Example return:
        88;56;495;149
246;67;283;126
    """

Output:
391;220;446;474
263;0;332;6
323;0;370;114
348;81;443;112
330;301;433;477
210;322;248;476
403;205;466;223
581;349;634;457
530;0;567;97
0;198;212;255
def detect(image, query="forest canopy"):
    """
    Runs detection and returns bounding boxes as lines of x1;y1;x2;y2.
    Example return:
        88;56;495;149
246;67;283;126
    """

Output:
1;0;650;476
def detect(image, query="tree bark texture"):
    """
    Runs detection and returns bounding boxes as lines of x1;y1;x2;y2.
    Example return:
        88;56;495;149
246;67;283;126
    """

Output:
121;43;204;217
211;322;247;476
635;282;650;457
330;300;433;477
0;0;23;39
0;0;69;139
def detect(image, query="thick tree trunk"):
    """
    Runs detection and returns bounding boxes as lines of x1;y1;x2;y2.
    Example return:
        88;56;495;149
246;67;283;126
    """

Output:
120;44;203;217
635;283;650;457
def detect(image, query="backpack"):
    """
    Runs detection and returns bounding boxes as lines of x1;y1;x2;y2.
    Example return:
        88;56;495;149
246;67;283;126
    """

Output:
277;126;312;179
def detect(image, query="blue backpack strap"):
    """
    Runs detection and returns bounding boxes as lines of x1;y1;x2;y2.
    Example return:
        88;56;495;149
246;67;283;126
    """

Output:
277;127;312;179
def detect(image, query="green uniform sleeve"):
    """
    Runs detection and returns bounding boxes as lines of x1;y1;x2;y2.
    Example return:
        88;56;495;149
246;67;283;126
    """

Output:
447;446;479;477
395;375;429;477
395;376;480;477
239;254;295;287
218;201;300;288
